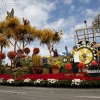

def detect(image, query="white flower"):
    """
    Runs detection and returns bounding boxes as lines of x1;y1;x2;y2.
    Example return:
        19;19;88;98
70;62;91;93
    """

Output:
71;79;82;86
6;79;14;84
47;79;58;84
0;78;4;83
24;78;31;83
34;79;43;84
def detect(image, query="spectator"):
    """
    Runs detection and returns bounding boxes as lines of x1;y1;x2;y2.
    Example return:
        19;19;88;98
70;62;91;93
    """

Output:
65;46;68;56
52;48;58;57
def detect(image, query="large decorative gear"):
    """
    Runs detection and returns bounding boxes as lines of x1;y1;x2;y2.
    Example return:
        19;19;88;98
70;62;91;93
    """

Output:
76;40;97;66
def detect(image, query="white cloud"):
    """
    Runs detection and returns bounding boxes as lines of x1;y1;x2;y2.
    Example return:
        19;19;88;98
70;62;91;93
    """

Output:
69;5;75;12
79;0;90;3
23;5;48;27
0;0;56;28
85;9;99;17
63;0;73;5
44;16;76;31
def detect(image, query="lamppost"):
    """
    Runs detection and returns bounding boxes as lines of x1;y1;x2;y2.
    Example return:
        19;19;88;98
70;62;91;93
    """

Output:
84;20;89;40
84;20;87;28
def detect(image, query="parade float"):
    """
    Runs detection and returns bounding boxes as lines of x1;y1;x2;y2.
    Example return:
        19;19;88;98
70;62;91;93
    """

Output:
0;9;100;87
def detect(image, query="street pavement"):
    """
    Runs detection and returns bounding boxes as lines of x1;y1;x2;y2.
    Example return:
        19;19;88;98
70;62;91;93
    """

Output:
0;86;100;100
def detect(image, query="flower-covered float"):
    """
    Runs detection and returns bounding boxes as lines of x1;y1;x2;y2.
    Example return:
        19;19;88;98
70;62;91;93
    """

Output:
0;9;100;88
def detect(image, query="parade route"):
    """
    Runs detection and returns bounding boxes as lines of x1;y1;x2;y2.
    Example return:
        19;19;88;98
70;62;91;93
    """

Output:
0;86;100;100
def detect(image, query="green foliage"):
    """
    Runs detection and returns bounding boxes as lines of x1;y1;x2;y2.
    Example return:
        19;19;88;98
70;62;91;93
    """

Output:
13;67;25;79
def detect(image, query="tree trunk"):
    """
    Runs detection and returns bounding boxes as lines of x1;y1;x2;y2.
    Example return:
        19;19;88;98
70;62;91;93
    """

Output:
14;41;17;52
0;45;3;52
48;49;52;57
47;44;52;57
22;40;24;50
11;59;13;68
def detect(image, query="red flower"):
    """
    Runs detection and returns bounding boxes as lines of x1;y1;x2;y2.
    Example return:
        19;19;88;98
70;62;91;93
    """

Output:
24;47;30;54
33;47;40;54
52;65;58;69
91;61;98;66
21;54;26;58
0;52;6;59
65;64;72;70
17;49;24;54
7;51;16;59
78;62;85;69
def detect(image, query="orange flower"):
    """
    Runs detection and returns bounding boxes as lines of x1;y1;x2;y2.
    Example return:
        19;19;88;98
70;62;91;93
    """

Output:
65;64;72;70
78;62;85;69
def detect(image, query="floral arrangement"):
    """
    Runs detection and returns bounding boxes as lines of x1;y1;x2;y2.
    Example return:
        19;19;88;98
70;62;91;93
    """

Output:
78;62;85;69
23;78;31;83
32;54;41;67
33;47;40;54
65;63;72;70
71;79;83;86
91;61;98;66
47;79;58;84
21;54;26;58
52;61;63;69
17;49;24;54
52;65;58;69
7;51;16;59
24;47;30;54
0;73;100;87
0;52;5;59
43;63;51;69
6;78;14;84
16;49;24;58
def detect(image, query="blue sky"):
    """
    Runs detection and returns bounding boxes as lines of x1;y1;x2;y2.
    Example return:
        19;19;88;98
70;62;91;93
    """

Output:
0;0;100;64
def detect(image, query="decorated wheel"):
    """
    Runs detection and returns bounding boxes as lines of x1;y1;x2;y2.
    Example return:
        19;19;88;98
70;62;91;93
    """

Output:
69;56;74;63
77;47;94;64
62;57;68;63
76;40;97;66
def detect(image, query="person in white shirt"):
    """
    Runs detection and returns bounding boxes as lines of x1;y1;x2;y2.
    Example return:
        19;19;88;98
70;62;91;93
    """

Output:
72;46;80;74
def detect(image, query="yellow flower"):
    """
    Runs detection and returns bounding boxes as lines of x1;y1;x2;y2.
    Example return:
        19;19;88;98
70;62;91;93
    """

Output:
53;61;63;69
